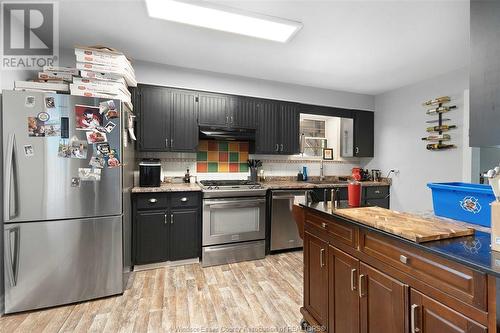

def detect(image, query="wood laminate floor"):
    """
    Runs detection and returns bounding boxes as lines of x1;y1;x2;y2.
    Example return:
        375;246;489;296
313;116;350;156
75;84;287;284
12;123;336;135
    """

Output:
0;251;304;333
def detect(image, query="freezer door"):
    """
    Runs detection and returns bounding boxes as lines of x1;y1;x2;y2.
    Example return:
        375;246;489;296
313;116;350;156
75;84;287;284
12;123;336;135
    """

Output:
4;216;123;314
2;91;122;222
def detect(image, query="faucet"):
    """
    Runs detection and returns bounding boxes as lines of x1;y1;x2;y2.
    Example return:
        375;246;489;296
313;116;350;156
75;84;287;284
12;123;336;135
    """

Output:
319;160;325;181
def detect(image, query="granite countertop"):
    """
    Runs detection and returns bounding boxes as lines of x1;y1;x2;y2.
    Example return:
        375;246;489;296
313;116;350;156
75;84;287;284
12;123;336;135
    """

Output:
131;182;202;193
261;180;390;189
301;202;500;278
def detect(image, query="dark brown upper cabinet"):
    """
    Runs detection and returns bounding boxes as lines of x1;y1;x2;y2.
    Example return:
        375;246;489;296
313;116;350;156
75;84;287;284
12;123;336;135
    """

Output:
470;0;500;147
137;85;198;152
354;111;374;157
198;93;257;129
256;100;300;155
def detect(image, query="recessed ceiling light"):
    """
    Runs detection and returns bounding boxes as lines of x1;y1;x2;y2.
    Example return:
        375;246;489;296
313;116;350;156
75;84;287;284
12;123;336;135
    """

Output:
145;0;302;43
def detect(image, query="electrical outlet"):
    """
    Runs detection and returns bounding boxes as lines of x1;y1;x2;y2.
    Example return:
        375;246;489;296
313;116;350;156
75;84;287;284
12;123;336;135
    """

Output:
391;169;400;175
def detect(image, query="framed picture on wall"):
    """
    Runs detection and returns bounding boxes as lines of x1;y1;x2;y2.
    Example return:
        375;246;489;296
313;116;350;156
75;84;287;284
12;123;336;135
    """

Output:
323;148;334;160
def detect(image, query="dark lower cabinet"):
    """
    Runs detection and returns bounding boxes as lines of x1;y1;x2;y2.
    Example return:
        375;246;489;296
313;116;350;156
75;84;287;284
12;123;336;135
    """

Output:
363;185;390;209
133;192;201;265
329;246;359;333
135;211;168;264
169;209;200;261
304;231;329;328
359;262;407;333
410;289;487;333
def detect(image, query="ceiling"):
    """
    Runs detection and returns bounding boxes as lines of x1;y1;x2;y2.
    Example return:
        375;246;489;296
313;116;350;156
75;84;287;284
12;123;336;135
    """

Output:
59;0;469;95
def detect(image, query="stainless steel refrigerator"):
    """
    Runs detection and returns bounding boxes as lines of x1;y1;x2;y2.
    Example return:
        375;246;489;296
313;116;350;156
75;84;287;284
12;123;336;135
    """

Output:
1;90;135;314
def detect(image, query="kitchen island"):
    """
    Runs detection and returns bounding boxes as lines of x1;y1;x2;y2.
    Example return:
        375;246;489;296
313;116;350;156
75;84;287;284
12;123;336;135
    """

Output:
299;202;500;333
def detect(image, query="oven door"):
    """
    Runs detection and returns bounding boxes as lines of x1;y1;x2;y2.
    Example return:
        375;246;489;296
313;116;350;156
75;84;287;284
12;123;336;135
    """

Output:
203;197;266;246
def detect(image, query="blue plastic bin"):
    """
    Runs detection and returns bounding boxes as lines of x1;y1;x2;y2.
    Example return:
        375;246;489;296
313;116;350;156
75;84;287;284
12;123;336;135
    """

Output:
427;182;495;227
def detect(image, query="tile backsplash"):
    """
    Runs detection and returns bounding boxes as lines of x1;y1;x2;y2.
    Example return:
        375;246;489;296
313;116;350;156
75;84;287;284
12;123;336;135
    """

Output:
196;140;249;173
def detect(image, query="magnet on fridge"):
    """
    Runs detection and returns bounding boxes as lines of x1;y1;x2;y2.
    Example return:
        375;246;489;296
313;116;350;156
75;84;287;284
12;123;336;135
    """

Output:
45;97;55;108
71;177;80;188
23;145;34;157
25;96;35;107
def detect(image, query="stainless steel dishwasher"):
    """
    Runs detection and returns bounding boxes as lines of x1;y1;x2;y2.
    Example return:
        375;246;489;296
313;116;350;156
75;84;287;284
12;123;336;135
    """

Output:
270;190;306;251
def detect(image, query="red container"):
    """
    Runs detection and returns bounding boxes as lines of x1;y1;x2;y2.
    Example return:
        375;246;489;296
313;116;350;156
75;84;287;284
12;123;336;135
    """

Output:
348;182;361;207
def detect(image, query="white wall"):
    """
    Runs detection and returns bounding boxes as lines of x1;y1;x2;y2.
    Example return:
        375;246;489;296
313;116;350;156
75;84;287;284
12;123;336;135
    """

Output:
364;68;469;213
133;60;375;111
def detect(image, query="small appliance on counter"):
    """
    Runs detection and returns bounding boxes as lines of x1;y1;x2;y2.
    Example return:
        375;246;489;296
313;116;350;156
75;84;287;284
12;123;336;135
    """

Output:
352;167;370;181
139;158;161;187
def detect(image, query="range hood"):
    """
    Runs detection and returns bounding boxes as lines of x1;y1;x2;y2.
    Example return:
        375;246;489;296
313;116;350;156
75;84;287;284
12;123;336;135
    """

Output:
199;126;256;141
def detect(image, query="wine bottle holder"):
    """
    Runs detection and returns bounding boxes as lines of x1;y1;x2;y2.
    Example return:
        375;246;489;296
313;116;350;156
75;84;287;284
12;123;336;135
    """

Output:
422;96;457;151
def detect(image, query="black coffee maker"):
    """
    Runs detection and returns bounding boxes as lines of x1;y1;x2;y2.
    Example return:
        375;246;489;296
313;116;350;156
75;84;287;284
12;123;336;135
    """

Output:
139;159;161;187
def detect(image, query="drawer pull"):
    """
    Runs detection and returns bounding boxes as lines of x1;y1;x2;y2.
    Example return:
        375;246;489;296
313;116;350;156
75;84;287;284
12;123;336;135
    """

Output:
180;197;188;202
358;274;366;298
411;304;420;333
399;255;408;264
171;214;174;224
321;222;327;229
350;268;357;291
164;213;167;225
374;190;381;194
149;198;158;203
320;248;325;268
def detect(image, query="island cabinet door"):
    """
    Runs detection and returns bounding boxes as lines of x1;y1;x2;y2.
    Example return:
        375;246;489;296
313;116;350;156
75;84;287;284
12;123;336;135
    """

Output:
304;231;329;328
359;262;407;333
409;289;487;333
328;246;360;333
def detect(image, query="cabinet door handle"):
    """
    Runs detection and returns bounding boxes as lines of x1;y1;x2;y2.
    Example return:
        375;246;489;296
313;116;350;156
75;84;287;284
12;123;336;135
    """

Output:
351;268;358;291
149;198;158;203
358;274;366;298
350;268;357;291
399;255;408;264
164;213;167;225
411;304;420;333
320;248;325;268
230;116;233;124
180;197;188;202
275;144;279;152
280;144;283;152
165;139;169;148
355;147;360;154
226;116;229;124
321;222;327;229
170;214;174;224
170;138;173;148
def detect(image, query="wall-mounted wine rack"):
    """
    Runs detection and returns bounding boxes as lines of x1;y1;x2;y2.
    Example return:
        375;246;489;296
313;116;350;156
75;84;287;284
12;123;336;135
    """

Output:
421;96;457;151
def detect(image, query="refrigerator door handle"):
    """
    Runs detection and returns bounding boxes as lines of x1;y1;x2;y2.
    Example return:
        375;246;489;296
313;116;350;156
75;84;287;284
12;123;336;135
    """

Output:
4;226;20;287
4;133;18;220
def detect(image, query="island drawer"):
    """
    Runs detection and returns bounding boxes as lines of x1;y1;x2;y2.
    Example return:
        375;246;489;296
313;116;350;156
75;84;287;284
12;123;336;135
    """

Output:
364;186;389;199
135;193;169;210
359;230;487;310
305;211;358;249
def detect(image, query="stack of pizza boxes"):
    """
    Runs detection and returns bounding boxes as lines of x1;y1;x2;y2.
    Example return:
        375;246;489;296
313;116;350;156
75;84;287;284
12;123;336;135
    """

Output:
69;45;137;110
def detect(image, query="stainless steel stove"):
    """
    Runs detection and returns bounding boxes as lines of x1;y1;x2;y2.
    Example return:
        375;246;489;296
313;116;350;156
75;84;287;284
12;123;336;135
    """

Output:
199;180;267;267
199;180;266;198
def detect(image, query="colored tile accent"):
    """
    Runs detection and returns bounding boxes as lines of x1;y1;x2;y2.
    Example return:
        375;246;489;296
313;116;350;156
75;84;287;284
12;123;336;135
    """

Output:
197;151;207;161
197;162;207;172
208;141;218;151
208;151;218;162
229;152;239;162
218;162;229;172
218;141;228;151
208;162;218;172
198;140;208;151
239;142;249;152
219;152;228;162
239;152;249;162
229;163;239;172
196;140;250;173
229;142;239;152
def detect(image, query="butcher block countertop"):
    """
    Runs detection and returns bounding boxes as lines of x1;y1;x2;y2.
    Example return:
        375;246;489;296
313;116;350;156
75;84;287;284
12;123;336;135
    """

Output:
333;206;475;243
301;203;500;278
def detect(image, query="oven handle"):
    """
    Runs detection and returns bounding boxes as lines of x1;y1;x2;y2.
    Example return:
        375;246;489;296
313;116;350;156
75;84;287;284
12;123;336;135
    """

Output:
205;198;266;209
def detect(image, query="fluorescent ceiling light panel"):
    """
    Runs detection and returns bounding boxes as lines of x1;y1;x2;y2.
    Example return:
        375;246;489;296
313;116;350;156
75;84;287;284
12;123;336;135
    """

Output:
145;0;302;42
